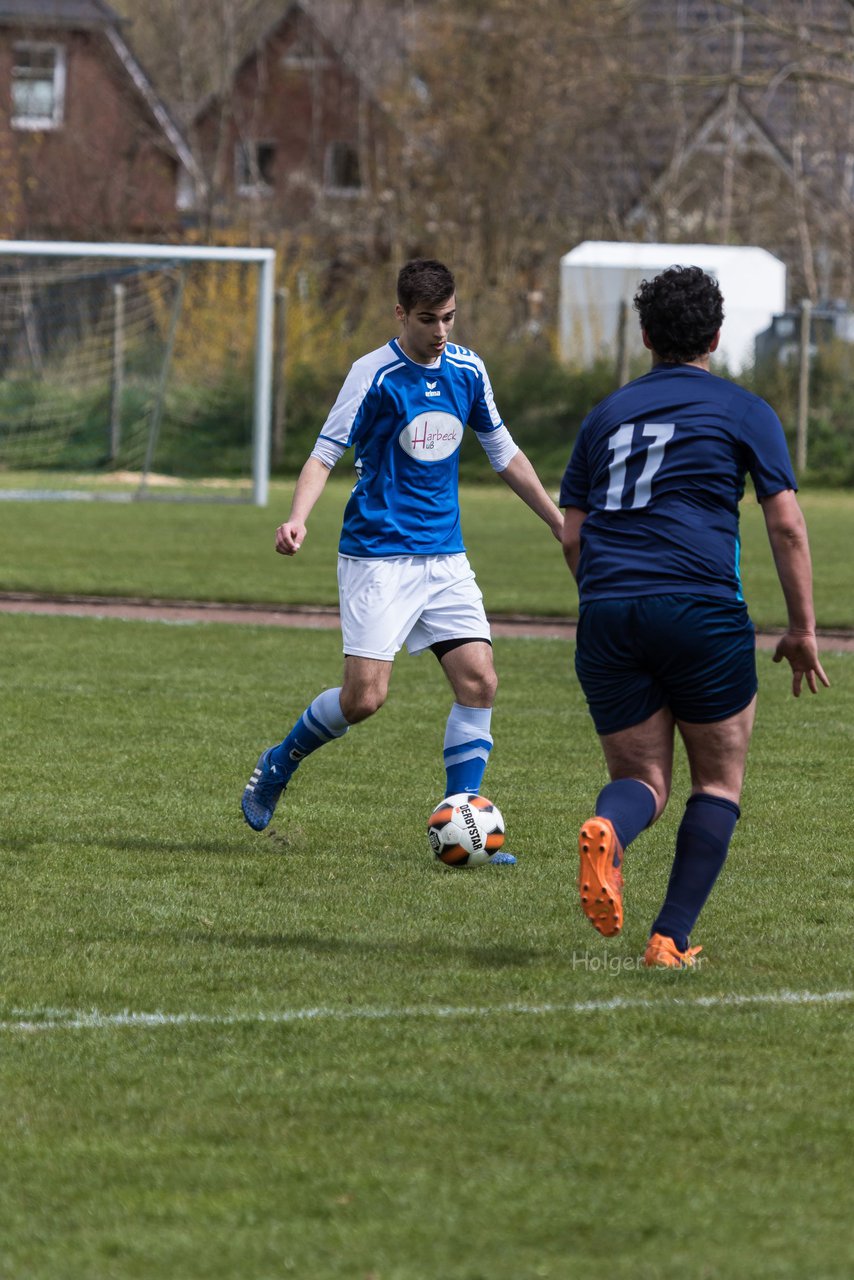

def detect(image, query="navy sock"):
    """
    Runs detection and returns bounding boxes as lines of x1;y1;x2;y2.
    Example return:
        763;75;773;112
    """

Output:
595;779;656;850
652;793;741;951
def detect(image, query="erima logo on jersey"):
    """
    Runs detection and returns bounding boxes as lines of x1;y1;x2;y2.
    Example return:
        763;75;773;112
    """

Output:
425;379;441;398
399;411;463;461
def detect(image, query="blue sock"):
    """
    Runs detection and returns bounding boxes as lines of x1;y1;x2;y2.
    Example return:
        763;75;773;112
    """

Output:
269;688;350;778
595;779;656;850
652;793;741;951
443;703;493;796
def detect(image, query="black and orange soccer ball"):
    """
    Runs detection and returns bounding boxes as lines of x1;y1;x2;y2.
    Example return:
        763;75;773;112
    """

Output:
427;793;505;867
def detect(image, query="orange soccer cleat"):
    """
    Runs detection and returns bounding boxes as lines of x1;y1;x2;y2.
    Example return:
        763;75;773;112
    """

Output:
643;932;703;969
578;817;624;936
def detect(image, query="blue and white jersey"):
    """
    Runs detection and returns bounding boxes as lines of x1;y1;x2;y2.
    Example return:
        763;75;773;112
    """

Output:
559;364;797;604
316;338;511;557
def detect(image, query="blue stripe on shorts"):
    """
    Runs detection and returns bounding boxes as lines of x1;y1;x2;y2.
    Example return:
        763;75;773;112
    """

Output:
574;594;758;736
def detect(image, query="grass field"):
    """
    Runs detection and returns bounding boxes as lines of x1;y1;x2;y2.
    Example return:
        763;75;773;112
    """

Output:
1;481;853;629
1;595;852;1278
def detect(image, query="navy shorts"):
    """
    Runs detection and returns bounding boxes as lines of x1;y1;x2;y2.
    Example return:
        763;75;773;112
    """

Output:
575;595;758;736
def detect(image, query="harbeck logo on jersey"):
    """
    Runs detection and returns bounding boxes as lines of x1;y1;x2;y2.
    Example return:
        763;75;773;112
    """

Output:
399;411;463;461
425;379;441;398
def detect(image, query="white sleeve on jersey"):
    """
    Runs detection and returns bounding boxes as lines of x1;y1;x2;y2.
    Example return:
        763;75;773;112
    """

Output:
310;436;347;468
317;346;404;447
308;344;407;470
476;423;519;472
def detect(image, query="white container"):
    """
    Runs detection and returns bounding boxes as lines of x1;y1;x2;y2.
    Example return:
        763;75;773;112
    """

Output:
559;240;787;373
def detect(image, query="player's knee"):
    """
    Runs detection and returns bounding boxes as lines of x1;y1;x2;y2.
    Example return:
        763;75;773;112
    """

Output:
340;685;386;723
482;667;499;704
618;774;668;821
460;666;497;707
651;788;669;822
635;774;670;819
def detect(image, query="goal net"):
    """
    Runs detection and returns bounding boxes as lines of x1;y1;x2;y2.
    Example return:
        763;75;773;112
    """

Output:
0;241;275;505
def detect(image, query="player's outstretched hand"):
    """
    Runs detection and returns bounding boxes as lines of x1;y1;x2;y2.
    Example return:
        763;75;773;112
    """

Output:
773;631;830;697
275;521;307;556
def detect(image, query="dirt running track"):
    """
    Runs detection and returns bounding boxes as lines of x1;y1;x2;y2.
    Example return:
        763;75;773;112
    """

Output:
1;591;853;652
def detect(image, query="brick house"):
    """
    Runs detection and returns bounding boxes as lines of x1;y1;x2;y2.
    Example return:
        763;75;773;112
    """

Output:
188;0;393;232
0;0;198;238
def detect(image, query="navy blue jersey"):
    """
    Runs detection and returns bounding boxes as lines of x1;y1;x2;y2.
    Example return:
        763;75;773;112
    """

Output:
559;364;797;603
317;338;506;558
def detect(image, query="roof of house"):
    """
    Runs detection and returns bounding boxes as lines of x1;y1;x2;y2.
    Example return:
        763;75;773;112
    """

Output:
0;0;200;179
0;0;125;27
105;25;200;179
243;0;407;96
191;0;395;125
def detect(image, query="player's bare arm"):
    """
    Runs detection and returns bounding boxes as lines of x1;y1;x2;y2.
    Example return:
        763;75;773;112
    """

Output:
561;506;586;580
275;456;333;555
497;449;563;539
760;488;830;696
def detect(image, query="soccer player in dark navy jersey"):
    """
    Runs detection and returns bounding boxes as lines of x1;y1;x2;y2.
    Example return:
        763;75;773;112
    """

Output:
241;259;563;846
560;265;829;966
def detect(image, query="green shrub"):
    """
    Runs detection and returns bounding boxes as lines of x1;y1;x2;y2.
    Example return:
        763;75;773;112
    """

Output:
4;323;853;487
477;342;624;484
270;356;349;477
744;338;854;486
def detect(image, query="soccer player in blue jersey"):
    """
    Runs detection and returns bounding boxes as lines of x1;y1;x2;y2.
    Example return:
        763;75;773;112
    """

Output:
242;259;564;854
560;265;829;966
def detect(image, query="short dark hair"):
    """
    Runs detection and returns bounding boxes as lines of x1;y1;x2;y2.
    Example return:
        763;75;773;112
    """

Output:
397;259;455;313
633;265;724;363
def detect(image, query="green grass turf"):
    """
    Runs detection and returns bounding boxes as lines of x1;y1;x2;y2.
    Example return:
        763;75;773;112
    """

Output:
0;481;851;629
1;612;852;1278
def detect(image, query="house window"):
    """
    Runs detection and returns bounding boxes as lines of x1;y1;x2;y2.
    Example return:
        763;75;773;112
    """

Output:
11;42;66;129
236;141;276;196
281;28;330;69
324;141;362;194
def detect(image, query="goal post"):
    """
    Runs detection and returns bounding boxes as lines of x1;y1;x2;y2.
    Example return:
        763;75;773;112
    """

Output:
0;240;276;506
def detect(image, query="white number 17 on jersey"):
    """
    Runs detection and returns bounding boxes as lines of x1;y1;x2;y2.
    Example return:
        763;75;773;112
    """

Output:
605;422;675;510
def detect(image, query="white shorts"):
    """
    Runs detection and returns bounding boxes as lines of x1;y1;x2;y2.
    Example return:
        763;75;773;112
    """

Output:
337;553;491;661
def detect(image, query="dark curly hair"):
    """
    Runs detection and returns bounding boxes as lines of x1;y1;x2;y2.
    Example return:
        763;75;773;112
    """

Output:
633;265;724;363
397;259;456;313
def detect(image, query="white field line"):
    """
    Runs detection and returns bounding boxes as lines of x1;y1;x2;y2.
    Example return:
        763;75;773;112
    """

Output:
2;989;852;1034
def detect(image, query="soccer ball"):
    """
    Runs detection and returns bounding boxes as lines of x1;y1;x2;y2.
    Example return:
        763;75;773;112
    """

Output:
427;793;505;867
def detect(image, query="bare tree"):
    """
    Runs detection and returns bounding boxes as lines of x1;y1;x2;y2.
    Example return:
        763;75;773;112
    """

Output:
392;0;628;320
109;0;854;311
